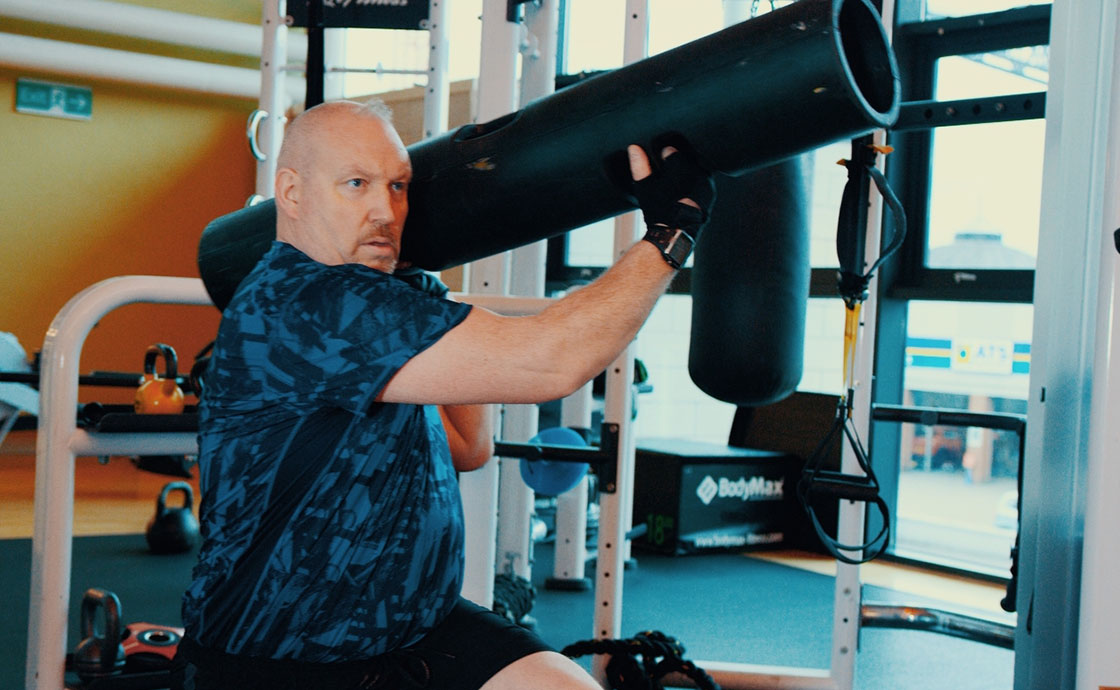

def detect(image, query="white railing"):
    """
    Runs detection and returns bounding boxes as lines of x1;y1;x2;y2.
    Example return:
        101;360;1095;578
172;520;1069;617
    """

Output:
26;276;210;690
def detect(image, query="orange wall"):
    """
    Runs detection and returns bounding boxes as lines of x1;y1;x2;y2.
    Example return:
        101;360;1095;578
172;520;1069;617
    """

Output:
0;3;478;413
0;7;261;408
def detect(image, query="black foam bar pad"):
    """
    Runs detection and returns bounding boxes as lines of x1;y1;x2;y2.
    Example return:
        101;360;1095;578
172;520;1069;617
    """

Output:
198;0;899;311
689;157;810;405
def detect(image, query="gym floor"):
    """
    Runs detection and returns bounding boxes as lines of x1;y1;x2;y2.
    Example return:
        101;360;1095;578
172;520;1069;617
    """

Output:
0;431;1015;689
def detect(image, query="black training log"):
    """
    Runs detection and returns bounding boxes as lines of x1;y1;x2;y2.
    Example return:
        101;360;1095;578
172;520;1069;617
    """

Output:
198;0;899;311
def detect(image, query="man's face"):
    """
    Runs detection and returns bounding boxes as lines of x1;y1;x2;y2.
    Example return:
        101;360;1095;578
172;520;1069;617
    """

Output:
299;113;412;273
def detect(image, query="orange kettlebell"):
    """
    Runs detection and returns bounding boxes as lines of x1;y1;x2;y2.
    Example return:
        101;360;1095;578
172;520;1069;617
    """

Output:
134;344;184;415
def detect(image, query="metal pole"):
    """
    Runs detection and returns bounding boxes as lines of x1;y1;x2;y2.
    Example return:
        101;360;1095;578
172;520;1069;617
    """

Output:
0;0;307;59
253;0;290;201
24;277;211;690
550;383;594;588
591;0;647;682
459;0;521;609
422;0;451;140
495;0;562;585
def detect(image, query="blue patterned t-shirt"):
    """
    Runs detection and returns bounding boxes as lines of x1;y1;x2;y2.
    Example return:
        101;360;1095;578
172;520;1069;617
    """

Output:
182;241;472;662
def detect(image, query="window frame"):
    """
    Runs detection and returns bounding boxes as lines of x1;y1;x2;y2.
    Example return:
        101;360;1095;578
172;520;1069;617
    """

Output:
867;3;1050;578
882;4;1050;304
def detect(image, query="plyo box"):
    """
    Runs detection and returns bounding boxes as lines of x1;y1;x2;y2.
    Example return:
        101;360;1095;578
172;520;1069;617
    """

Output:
632;437;799;555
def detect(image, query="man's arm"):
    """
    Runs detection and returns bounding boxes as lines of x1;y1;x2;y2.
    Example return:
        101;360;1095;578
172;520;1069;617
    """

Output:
382;235;673;406
379;144;711;406
439;403;494;472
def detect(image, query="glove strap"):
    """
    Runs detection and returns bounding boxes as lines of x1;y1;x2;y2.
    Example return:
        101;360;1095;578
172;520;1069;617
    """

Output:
643;225;694;269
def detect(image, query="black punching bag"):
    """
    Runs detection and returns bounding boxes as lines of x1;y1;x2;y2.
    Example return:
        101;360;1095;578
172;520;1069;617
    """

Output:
689;158;811;405
197;0;898;311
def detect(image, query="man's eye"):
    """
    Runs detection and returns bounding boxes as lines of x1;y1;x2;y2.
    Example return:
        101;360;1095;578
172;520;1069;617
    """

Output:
347;179;365;188
391;182;408;192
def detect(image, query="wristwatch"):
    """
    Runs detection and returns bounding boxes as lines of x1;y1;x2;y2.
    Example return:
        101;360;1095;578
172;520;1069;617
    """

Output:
643;225;695;269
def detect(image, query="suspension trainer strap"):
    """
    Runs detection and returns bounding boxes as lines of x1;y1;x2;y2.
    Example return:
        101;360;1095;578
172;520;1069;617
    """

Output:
796;140;906;565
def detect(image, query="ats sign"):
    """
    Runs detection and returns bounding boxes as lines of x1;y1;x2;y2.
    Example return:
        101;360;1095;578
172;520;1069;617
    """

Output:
951;338;1014;375
287;0;429;30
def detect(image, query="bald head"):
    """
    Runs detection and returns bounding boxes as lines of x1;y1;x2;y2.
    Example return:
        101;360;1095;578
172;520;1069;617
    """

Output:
277;99;396;176
273;99;412;273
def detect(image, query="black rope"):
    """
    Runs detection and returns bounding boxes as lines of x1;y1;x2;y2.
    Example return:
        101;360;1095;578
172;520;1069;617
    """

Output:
491;573;535;624
562;631;720;690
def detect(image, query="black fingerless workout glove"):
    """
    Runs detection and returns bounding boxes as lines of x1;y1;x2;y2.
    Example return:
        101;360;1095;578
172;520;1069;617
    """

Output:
633;150;716;269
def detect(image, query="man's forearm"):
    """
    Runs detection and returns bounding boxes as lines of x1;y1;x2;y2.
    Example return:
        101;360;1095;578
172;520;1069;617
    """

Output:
379;238;677;406
440;403;495;471
532;238;677;385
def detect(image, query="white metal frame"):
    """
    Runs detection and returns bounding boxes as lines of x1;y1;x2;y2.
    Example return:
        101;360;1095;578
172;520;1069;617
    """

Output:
458;0;523;608
1015;1;1120;689
588;4;648;682
1076;8;1120;688
24;276;210;690
491;0;562;588
550;383;595;587
252;0;291;200
0;0;307;59
423;0;453;141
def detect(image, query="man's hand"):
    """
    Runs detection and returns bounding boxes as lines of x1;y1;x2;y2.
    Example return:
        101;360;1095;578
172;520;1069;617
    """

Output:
627;144;655;183
627;144;715;268
628;145;714;229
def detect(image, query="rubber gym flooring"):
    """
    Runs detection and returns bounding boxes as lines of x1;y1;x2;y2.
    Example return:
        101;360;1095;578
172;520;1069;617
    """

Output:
1;534;1014;690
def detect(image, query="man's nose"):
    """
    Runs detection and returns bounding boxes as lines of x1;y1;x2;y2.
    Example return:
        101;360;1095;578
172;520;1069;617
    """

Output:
366;187;397;223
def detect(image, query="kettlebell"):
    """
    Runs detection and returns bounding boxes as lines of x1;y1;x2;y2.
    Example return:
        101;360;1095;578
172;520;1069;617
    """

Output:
134;343;185;414
73;588;126;683
146;481;200;554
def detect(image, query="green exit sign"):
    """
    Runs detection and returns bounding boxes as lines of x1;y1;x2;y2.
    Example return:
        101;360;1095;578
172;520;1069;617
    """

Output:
15;78;92;121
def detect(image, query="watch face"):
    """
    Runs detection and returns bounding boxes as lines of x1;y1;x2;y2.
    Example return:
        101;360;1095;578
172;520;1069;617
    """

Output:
644;226;693;268
663;229;693;268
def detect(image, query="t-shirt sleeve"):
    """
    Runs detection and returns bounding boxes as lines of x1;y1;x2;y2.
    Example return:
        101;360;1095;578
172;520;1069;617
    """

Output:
273;267;471;413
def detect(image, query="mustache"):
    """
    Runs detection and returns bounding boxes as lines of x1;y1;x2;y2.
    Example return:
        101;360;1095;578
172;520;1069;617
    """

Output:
363;227;399;247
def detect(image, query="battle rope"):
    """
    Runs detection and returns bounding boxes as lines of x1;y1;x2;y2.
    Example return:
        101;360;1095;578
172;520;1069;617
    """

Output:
491;573;536;625
562;631;720;690
797;141;907;565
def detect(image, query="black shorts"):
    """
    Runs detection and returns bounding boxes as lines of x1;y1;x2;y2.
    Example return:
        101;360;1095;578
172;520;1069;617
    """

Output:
170;598;554;690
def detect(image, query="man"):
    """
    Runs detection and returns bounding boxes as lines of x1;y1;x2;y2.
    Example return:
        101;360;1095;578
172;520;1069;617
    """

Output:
174;99;714;690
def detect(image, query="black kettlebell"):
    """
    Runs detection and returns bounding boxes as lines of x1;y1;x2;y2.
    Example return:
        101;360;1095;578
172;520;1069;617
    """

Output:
146;481;200;554
73;588;126;683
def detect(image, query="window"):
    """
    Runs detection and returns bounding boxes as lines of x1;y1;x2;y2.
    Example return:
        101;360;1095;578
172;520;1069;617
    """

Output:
338;3;483;97
874;3;1049;578
935;48;1048;100
926;119;1045;269
899;300;1031;572
916;0;1049;20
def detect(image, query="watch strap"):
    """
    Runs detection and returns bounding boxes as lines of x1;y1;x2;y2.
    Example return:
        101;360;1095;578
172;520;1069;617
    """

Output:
642;225;694;269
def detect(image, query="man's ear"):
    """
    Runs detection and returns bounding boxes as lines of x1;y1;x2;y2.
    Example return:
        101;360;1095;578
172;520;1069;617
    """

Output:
275;168;301;219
